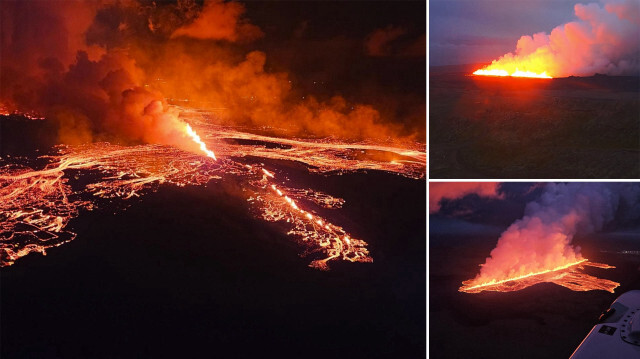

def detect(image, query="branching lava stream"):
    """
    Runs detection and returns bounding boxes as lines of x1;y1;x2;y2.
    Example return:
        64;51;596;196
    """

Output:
1;110;424;268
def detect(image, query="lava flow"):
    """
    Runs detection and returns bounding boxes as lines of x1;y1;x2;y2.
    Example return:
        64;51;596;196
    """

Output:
473;68;552;79
1;111;422;268
459;259;619;293
249;167;372;270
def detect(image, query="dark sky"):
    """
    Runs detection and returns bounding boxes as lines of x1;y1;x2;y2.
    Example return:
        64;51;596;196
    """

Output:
243;1;426;97
430;183;541;239
244;1;425;39
429;182;640;241
242;0;427;134
429;0;577;66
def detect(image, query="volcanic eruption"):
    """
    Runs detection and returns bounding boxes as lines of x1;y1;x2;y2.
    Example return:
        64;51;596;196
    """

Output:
0;0;425;268
473;0;640;78
459;183;640;294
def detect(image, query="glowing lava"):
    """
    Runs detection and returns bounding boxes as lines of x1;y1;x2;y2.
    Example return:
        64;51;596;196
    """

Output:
250;167;372;270
473;68;552;79
460;259;619;294
0;109;423;268
185;123;217;160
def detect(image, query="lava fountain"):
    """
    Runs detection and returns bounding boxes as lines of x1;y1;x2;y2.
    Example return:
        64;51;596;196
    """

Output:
185;123;217;160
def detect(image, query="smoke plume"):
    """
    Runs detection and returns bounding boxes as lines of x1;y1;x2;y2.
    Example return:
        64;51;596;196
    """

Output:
470;183;640;285
0;0;419;153
170;0;263;42
480;0;640;77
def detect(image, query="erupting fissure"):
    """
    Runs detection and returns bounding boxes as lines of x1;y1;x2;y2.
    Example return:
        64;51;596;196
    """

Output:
460;258;589;292
0;110;423;268
456;183;633;294
470;1;640;78
459;259;619;294
473;68;552;79
185;124;217;160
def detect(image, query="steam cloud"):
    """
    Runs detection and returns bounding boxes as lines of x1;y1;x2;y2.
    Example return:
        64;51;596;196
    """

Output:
471;183;640;284
429;182;502;213
0;0;419;152
483;0;640;77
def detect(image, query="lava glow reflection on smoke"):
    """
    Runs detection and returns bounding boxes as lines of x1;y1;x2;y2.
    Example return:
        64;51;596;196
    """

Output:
0;111;423;268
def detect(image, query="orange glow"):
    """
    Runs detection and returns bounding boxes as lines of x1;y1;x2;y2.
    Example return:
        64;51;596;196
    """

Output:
473;69;509;77
512;69;552;78
0;108;423;268
0;105;45;120
460;258;588;292
256;168;372;270
473;68;552;79
460;259;619;294
184;123;217;160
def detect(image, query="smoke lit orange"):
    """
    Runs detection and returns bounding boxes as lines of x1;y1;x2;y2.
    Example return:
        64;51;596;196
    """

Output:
468;1;640;79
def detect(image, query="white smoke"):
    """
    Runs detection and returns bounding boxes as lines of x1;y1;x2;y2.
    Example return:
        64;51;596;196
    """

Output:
472;182;640;284
485;0;640;76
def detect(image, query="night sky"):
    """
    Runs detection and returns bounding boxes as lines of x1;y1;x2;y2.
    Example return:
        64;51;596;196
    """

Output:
430;182;640;239
243;0;426;132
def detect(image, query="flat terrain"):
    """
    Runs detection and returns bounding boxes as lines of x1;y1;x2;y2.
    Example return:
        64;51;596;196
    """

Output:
429;65;640;178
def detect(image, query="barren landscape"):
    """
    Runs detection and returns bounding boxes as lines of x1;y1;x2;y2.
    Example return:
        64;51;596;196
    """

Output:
430;65;640;179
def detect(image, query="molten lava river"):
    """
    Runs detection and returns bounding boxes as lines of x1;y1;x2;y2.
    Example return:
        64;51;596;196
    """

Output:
459;259;619;294
0;107;425;269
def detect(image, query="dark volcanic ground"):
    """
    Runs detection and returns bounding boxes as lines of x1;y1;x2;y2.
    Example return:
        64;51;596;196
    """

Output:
429;232;640;359
0;119;426;358
429;65;640;179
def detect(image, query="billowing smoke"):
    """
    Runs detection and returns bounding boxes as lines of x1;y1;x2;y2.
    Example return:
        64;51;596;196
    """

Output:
469;183;640;285
0;0;210;153
478;0;640;77
429;182;502;213
170;0;263;41
0;0;419;152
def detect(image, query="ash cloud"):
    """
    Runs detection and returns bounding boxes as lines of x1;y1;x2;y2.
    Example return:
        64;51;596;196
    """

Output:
0;0;423;152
